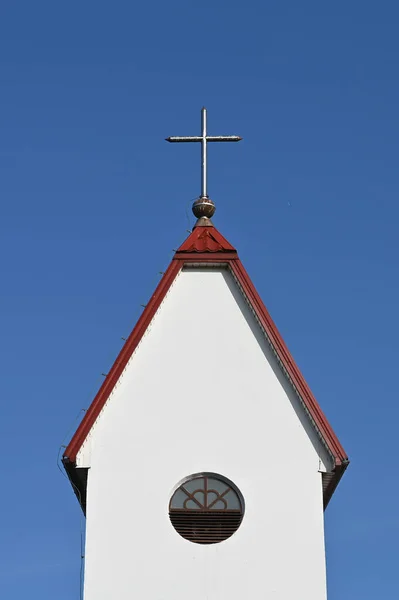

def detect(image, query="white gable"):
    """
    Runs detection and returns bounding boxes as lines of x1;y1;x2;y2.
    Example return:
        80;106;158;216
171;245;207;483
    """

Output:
81;265;333;600
77;266;333;473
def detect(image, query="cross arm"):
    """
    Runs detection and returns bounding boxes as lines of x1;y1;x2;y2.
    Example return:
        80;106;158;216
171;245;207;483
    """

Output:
206;136;242;142
165;136;242;143
166;137;203;142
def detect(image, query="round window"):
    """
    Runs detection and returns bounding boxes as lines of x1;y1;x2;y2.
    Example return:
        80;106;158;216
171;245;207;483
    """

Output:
169;473;244;544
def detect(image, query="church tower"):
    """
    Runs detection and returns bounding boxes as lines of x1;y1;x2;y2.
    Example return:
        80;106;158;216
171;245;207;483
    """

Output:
63;108;349;600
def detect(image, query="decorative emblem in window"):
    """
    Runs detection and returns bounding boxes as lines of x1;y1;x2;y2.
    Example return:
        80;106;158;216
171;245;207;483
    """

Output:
169;473;244;544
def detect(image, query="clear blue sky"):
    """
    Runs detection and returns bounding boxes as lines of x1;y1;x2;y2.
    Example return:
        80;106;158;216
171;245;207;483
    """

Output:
0;1;398;598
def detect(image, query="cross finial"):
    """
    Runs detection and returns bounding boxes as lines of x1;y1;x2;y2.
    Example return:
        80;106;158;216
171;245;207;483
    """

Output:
166;107;242;222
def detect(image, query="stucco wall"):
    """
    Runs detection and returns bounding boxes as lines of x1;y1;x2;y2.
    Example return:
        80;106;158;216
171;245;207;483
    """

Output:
81;267;330;600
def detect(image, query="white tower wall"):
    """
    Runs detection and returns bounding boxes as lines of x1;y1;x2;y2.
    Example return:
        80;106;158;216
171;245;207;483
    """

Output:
79;267;332;600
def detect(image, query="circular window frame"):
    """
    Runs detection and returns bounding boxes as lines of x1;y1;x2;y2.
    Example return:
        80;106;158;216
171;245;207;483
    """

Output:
169;472;245;545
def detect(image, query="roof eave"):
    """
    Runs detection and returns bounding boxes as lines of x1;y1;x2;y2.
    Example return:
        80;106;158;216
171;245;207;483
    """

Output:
322;459;350;509
62;457;88;515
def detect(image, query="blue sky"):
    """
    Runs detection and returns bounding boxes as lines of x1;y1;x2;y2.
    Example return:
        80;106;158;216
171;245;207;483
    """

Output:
0;1;398;598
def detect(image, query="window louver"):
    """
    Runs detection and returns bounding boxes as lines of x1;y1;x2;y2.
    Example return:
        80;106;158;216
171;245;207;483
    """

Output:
169;474;244;544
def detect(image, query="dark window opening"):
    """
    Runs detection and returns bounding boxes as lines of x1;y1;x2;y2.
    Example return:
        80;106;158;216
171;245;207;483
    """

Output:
169;473;244;544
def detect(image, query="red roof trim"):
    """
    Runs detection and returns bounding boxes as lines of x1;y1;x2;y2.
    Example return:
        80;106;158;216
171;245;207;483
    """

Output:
64;259;182;462
229;260;348;465
174;252;238;261
64;225;348;496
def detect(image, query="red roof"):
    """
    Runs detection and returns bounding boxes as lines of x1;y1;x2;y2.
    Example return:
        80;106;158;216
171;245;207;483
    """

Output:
63;221;348;510
178;225;236;253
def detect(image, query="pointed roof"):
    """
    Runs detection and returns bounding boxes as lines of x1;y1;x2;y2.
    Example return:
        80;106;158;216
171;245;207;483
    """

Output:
177;222;236;253
63;220;348;511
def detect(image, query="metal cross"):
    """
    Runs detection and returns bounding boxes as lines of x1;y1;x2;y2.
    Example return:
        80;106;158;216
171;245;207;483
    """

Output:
166;107;242;199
